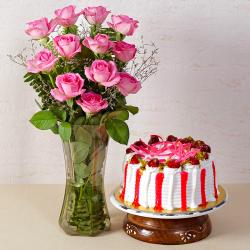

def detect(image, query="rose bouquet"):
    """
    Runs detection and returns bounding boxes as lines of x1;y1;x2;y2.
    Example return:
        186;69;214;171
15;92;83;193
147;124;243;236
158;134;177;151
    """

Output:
11;4;158;236
24;5;145;143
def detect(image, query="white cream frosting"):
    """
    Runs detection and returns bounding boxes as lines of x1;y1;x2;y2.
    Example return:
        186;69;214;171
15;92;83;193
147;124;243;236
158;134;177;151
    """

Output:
139;166;157;207
120;158;218;210
124;163;140;203
162;167;178;210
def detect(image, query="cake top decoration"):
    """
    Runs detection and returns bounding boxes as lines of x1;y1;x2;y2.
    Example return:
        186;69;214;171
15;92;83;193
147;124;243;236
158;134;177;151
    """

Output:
126;135;211;168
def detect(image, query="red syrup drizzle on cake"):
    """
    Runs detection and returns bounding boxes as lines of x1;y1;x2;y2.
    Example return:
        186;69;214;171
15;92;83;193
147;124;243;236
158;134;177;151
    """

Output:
119;163;128;201
212;161;218;199
154;172;164;211
180;171;189;211
132;168;142;208
200;168;207;206
124;135;214;211
130;139;201;163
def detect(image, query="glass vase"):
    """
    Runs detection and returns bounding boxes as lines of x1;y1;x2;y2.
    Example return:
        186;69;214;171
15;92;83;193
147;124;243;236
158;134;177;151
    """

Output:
59;125;111;236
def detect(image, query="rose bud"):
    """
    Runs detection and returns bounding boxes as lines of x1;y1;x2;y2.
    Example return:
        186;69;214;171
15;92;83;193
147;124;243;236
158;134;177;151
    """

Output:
76;91;108;114
25;17;57;40
54;34;81;59
83;6;110;25
26;49;57;73
117;72;141;96
107;15;139;36
50;73;84;102
54;5;81;27
82;34;112;54
85;60;120;87
112;41;137;62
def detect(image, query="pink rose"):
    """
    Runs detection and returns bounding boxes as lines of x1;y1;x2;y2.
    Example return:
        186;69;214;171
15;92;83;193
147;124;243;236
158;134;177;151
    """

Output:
25;17;57;40
54;5;81;27
76;92;108;113
51;73;84;102
82;34;112;54
112;41;136;62
83;6;110;25
26;49;58;73
85;60;120;87
107;15;139;36
54;34;81;59
117;72;141;96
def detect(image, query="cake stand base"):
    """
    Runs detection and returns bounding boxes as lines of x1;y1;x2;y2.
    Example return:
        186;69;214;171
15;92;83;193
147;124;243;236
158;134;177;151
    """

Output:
123;214;212;245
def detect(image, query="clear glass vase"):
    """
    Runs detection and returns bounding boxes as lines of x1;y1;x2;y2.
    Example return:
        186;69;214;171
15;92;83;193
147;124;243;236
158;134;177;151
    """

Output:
59;125;111;236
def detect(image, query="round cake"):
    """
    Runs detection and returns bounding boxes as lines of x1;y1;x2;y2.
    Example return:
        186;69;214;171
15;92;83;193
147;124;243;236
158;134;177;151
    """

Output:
119;135;219;211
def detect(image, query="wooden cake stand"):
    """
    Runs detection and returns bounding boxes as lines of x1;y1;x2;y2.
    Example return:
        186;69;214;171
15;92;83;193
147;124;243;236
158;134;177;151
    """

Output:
110;185;227;245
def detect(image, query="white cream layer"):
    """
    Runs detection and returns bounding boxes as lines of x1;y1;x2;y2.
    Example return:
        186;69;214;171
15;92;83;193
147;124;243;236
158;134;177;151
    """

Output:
121;158;218;210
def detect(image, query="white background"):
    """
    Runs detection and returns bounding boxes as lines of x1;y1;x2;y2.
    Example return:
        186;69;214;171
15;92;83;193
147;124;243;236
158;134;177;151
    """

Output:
0;0;249;185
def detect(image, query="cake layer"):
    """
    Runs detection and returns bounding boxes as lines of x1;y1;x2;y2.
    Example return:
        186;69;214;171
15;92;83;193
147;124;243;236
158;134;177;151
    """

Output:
120;159;218;211
120;135;219;211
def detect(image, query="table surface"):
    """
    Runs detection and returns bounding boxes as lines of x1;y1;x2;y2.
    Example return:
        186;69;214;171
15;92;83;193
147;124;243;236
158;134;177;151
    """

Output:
0;184;249;250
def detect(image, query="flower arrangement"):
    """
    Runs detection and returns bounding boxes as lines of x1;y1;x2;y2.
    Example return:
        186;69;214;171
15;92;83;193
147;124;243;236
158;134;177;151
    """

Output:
16;4;159;145
9;4;159;236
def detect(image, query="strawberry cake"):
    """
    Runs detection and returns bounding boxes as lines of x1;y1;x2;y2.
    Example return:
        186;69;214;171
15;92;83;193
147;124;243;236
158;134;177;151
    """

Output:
119;135;219;212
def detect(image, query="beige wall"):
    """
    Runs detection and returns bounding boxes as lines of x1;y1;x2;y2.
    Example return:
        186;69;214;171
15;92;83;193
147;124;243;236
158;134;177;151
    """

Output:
1;0;249;184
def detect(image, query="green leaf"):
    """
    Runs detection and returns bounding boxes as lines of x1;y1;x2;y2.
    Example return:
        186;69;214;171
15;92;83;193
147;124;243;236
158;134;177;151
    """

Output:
24;76;35;83
67;99;73;108
59;122;72;141
85;182;94;197
35;99;42;110
107;110;129;121
80;46;95;60
30;111;57;130
24;72;32;78
125;105;139;115
24;73;35;82
74;162;91;182
75;127;92;145
89;113;102;125
105;119;129;145
55;65;64;75
70;142;90;164
50;124;59;134
115;32;125;41
74;116;86;125
50;107;66;121
62;25;78;35
116;95;127;106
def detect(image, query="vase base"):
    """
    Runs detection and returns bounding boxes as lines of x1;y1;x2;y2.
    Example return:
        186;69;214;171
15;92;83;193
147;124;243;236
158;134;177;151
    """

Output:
59;220;111;236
